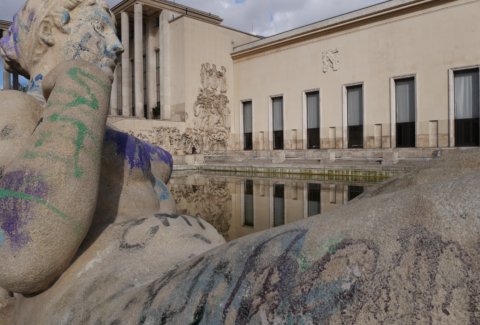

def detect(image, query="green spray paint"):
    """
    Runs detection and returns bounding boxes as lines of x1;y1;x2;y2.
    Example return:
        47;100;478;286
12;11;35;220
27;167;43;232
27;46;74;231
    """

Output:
48;113;98;178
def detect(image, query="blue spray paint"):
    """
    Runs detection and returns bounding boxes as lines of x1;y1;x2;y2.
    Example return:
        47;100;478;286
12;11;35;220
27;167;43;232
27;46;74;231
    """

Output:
155;179;171;201
105;128;173;176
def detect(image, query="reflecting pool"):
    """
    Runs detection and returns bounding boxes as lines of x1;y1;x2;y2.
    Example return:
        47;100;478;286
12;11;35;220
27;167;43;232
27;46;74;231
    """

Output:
169;171;382;241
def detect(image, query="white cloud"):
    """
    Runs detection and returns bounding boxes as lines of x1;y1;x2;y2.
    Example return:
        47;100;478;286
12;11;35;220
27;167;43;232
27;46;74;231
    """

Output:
2;0;385;36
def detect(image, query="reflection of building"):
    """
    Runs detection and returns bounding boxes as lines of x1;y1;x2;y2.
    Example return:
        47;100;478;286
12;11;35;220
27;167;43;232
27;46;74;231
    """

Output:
3;0;480;158
170;172;368;241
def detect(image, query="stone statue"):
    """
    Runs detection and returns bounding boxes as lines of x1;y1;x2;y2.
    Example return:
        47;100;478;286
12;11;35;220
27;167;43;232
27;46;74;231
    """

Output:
1;0;480;324
0;0;224;317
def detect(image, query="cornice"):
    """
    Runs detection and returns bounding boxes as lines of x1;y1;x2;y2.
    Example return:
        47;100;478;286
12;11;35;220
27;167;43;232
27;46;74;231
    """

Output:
232;0;457;60
112;0;222;25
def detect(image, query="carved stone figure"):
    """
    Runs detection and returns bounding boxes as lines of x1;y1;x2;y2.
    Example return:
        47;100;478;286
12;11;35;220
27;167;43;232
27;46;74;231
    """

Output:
193;63;230;152
132;63;231;154
0;0;224;321
322;48;340;73
1;1;480;324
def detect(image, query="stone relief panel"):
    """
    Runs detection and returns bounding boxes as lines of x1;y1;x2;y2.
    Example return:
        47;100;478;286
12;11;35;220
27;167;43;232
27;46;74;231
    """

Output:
170;178;232;240
322;49;340;73
129;127;201;155
194;63;230;153
129;63;231;155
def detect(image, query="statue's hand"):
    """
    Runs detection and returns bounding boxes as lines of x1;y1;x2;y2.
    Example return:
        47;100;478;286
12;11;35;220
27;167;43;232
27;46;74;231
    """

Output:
42;60;109;101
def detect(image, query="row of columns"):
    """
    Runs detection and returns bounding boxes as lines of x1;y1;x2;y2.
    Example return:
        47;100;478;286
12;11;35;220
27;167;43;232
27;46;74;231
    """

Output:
111;3;172;120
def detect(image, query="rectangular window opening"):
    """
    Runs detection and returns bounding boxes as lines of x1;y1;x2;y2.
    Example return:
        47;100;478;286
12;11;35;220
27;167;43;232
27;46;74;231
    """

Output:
395;77;416;147
454;68;479;147
306;91;320;149
347;85;364;148
243;101;253;150
272;97;284;150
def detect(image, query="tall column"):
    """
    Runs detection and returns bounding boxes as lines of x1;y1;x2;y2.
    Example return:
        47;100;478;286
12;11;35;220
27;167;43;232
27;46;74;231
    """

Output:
159;10;171;120
121;11;131;116
110;66;118;116
2;61;10;90
134;3;144;118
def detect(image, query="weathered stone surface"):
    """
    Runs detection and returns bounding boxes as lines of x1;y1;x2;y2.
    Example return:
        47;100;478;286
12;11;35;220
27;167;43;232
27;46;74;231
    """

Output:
1;0;479;323
5;150;480;324
0;0;224;304
12;213;225;325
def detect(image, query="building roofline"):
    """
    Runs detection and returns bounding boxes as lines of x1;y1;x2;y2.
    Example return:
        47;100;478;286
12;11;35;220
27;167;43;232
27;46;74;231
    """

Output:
170;14;263;40
232;0;456;59
0;20;11;31
112;0;223;25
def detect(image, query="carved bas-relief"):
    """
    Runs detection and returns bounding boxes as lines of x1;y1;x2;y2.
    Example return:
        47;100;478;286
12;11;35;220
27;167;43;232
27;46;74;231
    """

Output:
194;63;230;153
130;63;230;155
322;48;340;73
0;0;225;323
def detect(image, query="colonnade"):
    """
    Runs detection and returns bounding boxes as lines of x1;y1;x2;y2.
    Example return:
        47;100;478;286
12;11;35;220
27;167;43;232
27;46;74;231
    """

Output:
110;3;172;120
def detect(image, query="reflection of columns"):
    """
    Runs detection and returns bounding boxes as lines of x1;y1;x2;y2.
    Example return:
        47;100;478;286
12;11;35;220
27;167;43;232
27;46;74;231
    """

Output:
12;73;19;90
159;10;171;120
134;3;144;118
2;63;10;90
121;11;131;116
110;66;118;115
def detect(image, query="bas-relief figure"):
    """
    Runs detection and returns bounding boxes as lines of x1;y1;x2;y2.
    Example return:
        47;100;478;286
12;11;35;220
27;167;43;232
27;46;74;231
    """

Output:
131;63;230;155
322;48;339;73
1;1;480;324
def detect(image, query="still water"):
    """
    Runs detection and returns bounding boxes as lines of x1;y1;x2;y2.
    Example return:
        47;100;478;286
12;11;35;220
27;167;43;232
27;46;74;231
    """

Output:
169;171;382;241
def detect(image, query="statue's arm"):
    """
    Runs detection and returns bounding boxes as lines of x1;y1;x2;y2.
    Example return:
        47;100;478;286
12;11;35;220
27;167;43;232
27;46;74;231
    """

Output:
0;61;111;294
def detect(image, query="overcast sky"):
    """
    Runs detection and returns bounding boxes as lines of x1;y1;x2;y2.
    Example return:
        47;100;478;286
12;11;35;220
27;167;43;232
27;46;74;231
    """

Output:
0;0;385;87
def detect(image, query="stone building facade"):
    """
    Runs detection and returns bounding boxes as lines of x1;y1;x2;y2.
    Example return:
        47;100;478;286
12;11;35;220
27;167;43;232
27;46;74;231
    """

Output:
3;0;480;161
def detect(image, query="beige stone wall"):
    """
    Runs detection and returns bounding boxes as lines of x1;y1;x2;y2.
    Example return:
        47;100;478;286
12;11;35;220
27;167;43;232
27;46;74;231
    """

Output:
232;0;480;151
181;18;259;129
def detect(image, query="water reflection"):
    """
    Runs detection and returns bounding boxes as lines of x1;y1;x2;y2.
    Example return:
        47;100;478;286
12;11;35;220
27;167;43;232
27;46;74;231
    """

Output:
169;171;377;241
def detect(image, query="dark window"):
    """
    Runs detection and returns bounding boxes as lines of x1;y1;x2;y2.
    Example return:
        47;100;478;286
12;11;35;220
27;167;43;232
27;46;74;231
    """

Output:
307;183;321;216
347;85;363;148
395;77;416;147
454;69;479;147
243;101;253;150
306;91;320;149
273;184;285;227
244;180;254;227
272;97;284;150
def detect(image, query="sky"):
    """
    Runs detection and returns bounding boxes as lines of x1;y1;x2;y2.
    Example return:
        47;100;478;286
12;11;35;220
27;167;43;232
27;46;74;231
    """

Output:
0;0;385;87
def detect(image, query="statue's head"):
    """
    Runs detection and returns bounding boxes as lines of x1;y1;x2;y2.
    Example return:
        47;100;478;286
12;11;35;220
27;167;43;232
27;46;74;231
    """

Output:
0;0;123;81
